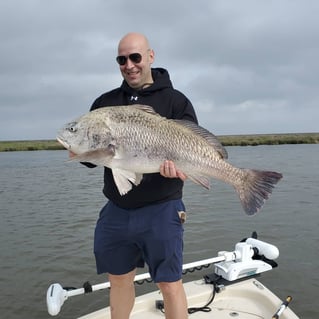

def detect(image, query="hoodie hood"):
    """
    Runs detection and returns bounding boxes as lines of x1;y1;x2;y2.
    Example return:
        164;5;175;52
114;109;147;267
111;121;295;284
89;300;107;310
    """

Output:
120;68;173;96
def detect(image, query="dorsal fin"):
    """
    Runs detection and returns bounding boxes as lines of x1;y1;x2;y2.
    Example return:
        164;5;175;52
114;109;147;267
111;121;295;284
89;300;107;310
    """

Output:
173;120;228;159
131;104;161;116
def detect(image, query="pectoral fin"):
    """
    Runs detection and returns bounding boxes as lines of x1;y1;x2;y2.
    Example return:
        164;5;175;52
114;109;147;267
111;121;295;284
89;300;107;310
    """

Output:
68;146;115;167
112;169;144;195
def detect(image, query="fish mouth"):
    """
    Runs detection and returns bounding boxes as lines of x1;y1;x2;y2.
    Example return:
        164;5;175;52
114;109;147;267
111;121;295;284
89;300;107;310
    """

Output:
56;136;71;150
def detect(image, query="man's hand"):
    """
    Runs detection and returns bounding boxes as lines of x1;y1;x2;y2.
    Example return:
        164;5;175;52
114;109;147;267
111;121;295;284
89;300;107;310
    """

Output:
160;160;187;181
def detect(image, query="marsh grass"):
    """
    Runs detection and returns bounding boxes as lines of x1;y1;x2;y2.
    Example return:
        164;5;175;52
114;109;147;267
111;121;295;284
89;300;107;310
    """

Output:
219;133;319;146
0;140;63;152
0;133;318;152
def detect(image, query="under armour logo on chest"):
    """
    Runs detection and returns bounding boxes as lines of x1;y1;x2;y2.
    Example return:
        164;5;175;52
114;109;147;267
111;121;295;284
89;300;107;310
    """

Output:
130;96;138;101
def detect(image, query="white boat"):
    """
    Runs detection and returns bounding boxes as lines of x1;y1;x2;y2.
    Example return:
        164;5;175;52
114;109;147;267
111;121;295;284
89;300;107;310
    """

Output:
46;234;299;319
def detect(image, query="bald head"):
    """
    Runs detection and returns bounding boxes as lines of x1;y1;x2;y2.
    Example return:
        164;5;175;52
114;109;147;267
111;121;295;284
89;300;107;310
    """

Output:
118;33;151;55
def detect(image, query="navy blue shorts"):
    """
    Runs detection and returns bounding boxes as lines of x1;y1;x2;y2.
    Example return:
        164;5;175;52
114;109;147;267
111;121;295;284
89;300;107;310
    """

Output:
94;199;185;283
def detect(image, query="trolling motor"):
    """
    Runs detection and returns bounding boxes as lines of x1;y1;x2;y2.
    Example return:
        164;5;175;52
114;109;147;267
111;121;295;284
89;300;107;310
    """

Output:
46;234;279;316
214;236;279;281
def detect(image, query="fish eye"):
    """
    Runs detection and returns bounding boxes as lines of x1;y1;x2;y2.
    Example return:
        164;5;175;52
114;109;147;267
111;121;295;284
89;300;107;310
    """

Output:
67;122;78;133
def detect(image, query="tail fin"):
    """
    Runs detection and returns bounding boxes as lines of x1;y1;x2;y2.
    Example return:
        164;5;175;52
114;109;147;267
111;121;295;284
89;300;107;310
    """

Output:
236;169;283;215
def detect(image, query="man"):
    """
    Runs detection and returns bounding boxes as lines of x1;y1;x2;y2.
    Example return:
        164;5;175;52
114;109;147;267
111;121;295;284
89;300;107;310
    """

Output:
89;33;198;319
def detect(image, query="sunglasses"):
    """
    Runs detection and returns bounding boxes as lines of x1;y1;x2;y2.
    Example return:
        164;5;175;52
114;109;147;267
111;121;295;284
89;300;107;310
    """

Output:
116;53;142;66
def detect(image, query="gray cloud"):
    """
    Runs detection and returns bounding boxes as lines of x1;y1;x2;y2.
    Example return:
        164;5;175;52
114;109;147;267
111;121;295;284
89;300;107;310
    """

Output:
1;0;318;140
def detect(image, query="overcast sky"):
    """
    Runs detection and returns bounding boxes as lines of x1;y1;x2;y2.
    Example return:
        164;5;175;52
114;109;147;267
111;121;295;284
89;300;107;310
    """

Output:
1;0;318;141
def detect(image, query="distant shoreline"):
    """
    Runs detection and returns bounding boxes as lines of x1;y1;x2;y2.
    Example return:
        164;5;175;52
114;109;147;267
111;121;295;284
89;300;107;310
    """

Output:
0;132;318;152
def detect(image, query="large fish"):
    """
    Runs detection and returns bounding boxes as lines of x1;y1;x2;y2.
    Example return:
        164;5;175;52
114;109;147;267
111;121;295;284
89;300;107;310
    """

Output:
57;105;282;215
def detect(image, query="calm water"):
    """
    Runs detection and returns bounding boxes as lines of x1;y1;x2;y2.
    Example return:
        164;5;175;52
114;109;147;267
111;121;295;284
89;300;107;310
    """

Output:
0;145;318;319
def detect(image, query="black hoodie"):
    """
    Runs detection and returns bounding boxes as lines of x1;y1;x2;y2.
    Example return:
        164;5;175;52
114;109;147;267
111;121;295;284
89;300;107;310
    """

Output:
90;68;198;209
